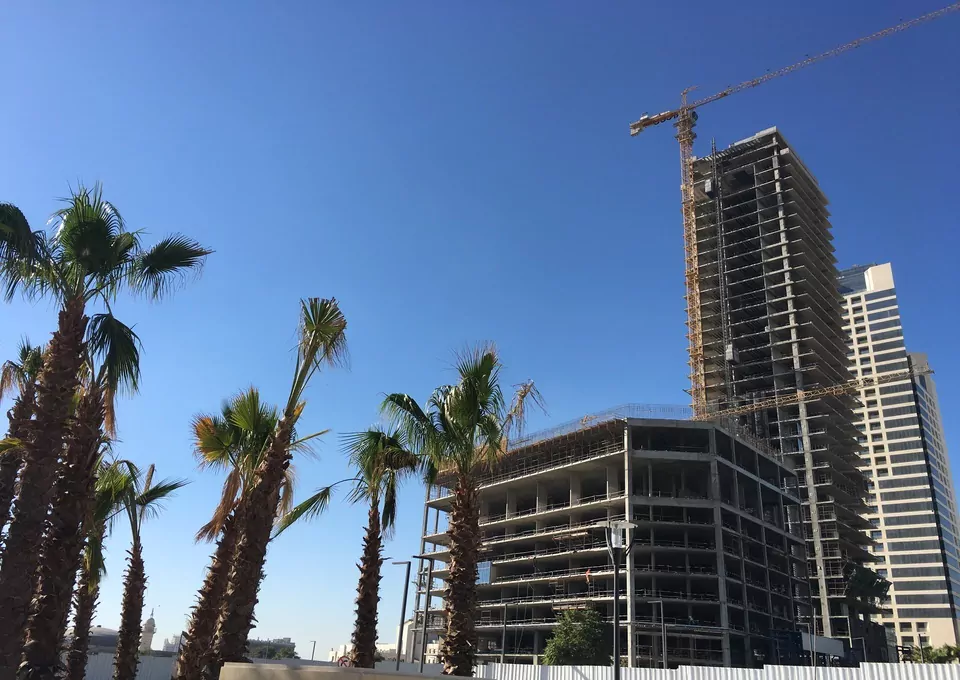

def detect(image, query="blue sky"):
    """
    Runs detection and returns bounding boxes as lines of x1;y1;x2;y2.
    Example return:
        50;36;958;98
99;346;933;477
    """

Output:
1;0;958;658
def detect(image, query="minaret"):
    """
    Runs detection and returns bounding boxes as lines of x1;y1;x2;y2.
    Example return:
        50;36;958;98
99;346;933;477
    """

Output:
139;608;156;653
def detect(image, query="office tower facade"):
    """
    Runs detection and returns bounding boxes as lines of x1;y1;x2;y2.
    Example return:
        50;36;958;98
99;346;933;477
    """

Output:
413;409;810;668
691;128;872;641
839;263;960;649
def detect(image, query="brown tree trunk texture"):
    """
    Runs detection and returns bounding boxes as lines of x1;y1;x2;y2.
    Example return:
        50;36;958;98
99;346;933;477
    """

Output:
65;525;105;680
112;542;146;680
209;420;294;676
175;509;241;680
22;385;104;680
0;295;87;669
0;381;36;539
350;501;382;669
441;475;480;677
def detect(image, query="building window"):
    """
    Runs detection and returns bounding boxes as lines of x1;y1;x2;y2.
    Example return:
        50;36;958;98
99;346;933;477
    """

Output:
900;623;913;631
878;468;889;476
917;623;928;631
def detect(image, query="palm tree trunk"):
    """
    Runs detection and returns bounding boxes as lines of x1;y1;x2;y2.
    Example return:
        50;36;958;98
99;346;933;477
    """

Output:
0;381;35;539
66;526;105;680
210;420;294;674
113;541;146;680
351;501;382;668
22;385;104;679
441;474;480;676
0;295;87;668
175;510;241;680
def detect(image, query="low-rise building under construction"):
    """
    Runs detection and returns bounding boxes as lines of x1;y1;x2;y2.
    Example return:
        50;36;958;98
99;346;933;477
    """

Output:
413;407;811;668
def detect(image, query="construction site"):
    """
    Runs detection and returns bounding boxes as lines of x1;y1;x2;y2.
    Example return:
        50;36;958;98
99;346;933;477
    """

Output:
415;411;810;667
410;2;958;671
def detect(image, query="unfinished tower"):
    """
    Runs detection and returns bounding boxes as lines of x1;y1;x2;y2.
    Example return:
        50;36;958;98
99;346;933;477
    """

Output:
413;407;810;668
691;128;872;640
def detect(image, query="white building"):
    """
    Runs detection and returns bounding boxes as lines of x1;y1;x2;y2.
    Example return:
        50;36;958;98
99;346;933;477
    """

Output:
329;619;418;663
839;262;960;649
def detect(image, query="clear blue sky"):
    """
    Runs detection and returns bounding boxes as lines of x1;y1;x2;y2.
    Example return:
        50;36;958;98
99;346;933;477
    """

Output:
1;0;958;658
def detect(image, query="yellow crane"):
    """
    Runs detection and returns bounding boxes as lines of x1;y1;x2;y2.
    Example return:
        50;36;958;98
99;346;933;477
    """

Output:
690;366;932;422
629;3;960;419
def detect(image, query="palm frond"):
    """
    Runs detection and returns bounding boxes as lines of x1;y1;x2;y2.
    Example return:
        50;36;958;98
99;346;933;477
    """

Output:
0;203;44;301
131;234;212;299
53;184;132;285
135;476;189;523
503;379;546;444
87;312;142;398
285;298;348;416
196;468;241;543
273;484;338;539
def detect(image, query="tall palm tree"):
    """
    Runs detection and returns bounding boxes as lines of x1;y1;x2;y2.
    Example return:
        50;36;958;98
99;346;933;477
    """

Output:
23;322;142;680
383;346;543;676
0;185;210;666
176;388;309;680
0;338;44;537
66;459;135;680
113;464;188;680
275;428;419;668
210;298;347;674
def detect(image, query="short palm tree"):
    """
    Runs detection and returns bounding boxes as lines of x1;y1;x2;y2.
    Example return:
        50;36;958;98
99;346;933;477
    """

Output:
0;185;210;665
383;346;542;676
23;327;141;680
66;459;136;680
211;298;347;673
0;338;44;536
176;388;308;680
275;427;419;668
113;464;188;680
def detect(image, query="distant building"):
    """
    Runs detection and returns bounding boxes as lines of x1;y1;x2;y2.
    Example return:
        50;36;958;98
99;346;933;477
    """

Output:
87;626;119;654
162;634;185;653
839;263;960;649
328;644;350;663
248;637;297;659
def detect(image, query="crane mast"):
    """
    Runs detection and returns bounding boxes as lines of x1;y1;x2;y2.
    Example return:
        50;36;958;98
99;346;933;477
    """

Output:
631;2;960;418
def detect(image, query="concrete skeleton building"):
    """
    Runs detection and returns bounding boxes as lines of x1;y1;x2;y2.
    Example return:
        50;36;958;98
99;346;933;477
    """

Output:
414;409;811;668
689;128;874;642
839;263;960;649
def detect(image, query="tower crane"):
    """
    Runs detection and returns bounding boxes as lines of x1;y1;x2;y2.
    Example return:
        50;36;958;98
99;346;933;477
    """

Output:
629;3;960;419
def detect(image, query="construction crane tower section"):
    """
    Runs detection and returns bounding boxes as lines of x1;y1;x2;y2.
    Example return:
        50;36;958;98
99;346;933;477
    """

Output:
629;2;960;419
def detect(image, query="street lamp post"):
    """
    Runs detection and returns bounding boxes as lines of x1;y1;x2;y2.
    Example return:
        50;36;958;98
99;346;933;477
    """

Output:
393;561;413;671
592;520;636;680
310;641;316;661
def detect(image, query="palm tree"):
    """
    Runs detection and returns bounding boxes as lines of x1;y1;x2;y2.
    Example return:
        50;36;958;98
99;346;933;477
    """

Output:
275;428;419;668
0;185;210;665
176;388;307;680
210;298;347;674
383;345;543;676
0;338;44;537
66;459;136;680
23;325;142;679
113;464;188;680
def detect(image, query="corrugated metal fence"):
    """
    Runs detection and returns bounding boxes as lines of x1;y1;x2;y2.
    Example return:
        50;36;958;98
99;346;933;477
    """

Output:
83;655;960;680
476;665;960;680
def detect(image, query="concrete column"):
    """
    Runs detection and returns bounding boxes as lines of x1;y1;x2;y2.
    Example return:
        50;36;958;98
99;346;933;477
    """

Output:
536;483;547;514
624;437;636;666
648;462;654;496
506;489;517;518
570;474;581;506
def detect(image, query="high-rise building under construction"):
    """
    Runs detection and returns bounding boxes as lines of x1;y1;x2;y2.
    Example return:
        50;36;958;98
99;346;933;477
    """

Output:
691;128;873;641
